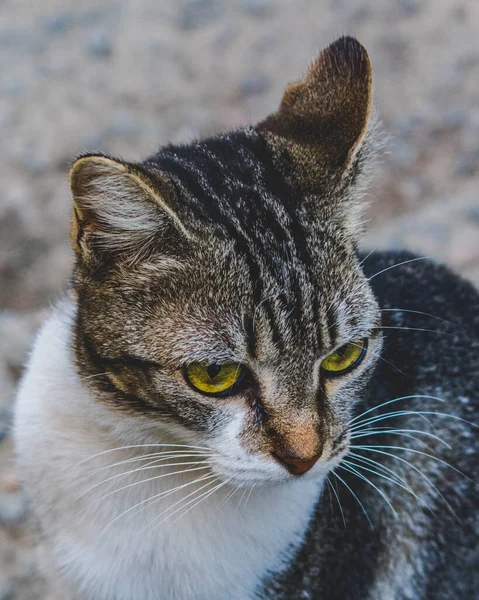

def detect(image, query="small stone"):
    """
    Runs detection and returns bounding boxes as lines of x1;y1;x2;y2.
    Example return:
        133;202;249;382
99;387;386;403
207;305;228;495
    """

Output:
239;73;271;98
214;21;237;50
399;0;421;16
241;0;275;18
454;148;479;177
83;132;103;151
18;148;49;174
177;0;223;30
107;110;145;137
466;205;479;224
0;581;15;600
443;108;466;129
43;13;72;35
86;30;112;58
392;139;418;168
395;115;424;138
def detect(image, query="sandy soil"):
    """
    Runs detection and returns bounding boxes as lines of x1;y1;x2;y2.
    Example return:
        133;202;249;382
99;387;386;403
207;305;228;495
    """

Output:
0;0;478;597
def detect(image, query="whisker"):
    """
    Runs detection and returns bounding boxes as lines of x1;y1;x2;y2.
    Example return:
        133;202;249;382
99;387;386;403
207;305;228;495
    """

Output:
331;470;374;531
339;464;397;517
325;246;380;318
69;443;213;471
84;465;212;506
83;451;215;478
243;483;256;510
165;479;230;530
351;428;452;449
347;452;412;488
77;460;211;500
350;395;445;425
146;477;221;531
353;412;435;432
252;290;288;334
348;340;407;377
357;246;380;269
327;258;429;331
367;256;429;282
351;444;472;482
343;458;430;510
373;326;454;337
380;308;464;331
85;454;211;497
351;410;477;432
350;446;458;519
100;473;217;534
79;372;109;381
217;483;240;510
237;487;249;512
326;477;346;527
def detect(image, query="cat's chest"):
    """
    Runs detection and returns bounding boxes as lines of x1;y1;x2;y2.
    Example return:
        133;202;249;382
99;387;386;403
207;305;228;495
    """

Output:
59;473;320;600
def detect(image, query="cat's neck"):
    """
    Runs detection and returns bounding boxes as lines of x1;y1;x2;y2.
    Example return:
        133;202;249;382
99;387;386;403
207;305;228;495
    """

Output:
15;304;322;600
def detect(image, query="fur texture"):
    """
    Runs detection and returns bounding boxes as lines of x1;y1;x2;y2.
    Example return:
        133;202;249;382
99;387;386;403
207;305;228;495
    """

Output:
14;36;478;600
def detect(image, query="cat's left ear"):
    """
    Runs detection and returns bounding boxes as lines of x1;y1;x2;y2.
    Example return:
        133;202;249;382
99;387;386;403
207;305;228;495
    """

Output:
70;154;190;267
257;36;374;193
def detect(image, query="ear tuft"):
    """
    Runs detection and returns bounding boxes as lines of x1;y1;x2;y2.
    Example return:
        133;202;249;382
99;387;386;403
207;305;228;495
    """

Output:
258;36;373;185
70;155;189;266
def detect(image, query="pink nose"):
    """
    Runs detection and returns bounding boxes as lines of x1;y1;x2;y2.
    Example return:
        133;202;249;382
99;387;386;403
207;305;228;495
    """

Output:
273;453;321;475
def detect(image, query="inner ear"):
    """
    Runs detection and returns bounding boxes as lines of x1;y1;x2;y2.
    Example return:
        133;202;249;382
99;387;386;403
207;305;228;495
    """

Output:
70;155;190;266
258;36;373;175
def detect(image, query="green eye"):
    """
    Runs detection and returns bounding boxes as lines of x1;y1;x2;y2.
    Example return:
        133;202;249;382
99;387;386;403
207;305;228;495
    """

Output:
184;362;244;395
321;339;367;375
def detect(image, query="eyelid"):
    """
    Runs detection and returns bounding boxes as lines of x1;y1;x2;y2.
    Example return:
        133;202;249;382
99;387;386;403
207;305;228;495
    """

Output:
320;338;369;378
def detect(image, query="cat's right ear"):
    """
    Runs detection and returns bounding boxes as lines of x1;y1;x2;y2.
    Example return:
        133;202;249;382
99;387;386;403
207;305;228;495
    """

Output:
70;155;191;267
257;36;373;192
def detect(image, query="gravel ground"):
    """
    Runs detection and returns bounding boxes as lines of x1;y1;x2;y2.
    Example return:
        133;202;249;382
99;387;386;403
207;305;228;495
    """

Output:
0;0;478;597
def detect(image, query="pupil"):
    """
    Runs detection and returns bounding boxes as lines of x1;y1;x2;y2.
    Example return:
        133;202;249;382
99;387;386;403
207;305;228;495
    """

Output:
336;344;348;358
207;364;222;379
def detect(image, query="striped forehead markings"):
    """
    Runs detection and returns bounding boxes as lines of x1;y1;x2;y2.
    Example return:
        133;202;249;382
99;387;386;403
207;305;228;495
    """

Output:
156;131;327;353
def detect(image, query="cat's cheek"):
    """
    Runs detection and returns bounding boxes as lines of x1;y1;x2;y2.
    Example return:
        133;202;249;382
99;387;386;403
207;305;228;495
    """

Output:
206;408;288;485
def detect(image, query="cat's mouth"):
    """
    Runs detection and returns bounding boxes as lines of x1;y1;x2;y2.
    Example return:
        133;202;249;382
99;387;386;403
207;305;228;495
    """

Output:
207;431;351;487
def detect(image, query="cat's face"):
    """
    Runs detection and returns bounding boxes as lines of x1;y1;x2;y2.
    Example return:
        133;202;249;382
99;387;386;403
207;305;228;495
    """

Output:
71;37;382;486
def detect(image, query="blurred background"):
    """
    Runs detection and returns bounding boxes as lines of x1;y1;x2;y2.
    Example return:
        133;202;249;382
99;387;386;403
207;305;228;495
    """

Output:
0;0;478;597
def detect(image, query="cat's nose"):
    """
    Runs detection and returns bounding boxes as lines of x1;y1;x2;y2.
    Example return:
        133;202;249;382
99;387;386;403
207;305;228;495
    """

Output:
273;451;322;475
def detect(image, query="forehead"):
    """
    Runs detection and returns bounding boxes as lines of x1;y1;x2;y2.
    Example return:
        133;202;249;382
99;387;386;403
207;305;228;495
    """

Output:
107;238;376;368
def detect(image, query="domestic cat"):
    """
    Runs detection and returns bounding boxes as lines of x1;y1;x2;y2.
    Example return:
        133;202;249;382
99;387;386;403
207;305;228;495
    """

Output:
14;36;478;600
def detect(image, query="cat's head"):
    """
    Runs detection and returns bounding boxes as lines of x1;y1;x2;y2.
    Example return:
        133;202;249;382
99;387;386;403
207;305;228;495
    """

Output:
70;37;382;485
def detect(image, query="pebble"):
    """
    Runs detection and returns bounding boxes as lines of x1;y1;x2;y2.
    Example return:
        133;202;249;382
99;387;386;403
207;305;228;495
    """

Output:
240;0;275;18
466;205;479;224
177;0;223;30
454;148;479;177
443;107;467;129
107;111;145;137
43;13;72;35
239;73;271;98
391;139;418;168
213;21;238;50
399;0;421;16
0;582;14;600
86;30;112;58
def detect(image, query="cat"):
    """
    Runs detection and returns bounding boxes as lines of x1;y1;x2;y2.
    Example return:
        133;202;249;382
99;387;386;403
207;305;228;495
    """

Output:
14;36;478;600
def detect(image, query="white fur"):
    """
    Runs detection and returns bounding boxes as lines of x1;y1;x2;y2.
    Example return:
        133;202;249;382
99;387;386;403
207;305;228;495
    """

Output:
15;302;322;600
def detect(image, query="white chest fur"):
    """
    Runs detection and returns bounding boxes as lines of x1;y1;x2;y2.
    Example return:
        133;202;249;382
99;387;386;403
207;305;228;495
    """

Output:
14;307;321;600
